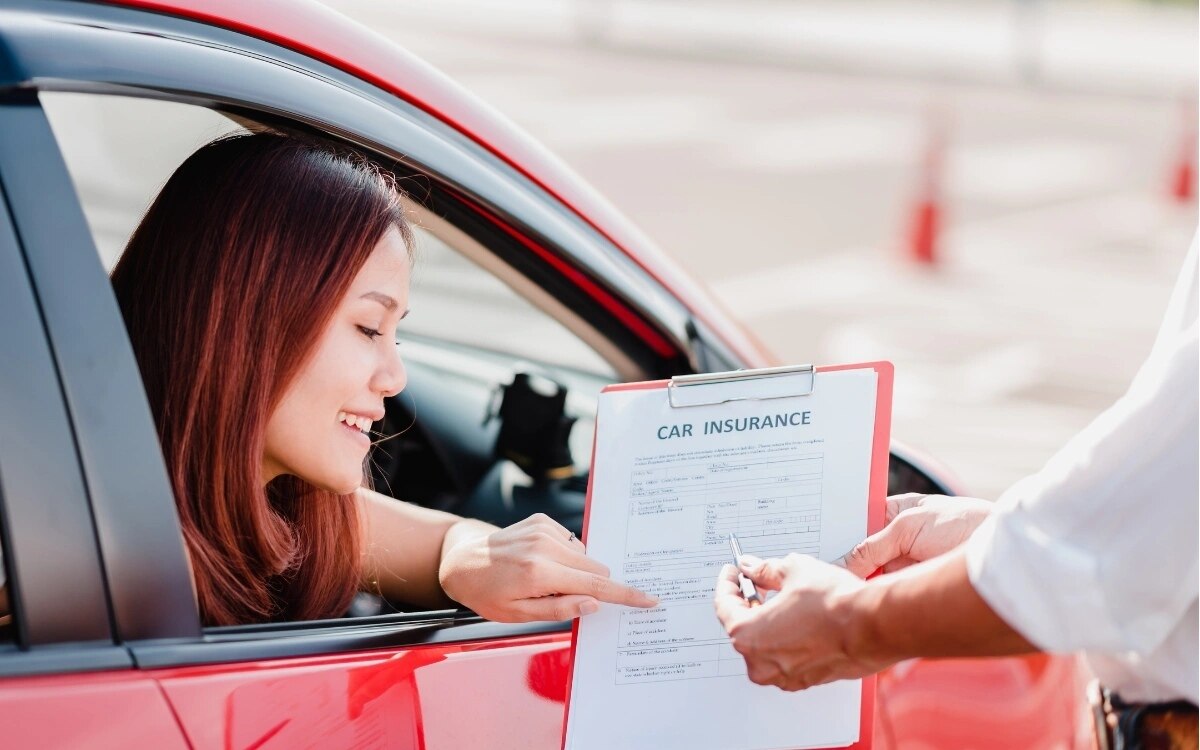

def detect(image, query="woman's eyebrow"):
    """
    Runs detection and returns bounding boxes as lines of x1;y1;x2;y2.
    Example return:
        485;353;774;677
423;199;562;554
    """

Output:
360;291;398;311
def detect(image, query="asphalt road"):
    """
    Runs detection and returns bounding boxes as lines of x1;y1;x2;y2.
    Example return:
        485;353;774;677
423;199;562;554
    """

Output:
311;3;1196;498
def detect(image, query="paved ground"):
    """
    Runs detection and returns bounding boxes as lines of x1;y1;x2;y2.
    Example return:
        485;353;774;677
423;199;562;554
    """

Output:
316;0;1196;498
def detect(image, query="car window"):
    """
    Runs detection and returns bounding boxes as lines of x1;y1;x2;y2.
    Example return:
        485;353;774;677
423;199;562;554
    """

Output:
42;90;625;623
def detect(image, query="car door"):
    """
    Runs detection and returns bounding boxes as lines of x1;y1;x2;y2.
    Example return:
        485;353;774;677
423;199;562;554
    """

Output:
0;2;707;748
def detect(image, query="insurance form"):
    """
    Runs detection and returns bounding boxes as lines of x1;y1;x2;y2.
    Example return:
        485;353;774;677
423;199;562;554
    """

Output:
563;365;889;750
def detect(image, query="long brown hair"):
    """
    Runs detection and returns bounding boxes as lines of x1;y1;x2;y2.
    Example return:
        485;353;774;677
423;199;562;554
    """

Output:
111;132;411;625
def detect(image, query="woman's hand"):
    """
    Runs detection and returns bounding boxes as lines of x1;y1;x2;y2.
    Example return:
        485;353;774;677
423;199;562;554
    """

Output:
838;493;994;577
438;513;658;623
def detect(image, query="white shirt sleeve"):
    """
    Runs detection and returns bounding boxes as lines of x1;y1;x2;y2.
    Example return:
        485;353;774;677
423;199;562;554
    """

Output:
965;240;1198;659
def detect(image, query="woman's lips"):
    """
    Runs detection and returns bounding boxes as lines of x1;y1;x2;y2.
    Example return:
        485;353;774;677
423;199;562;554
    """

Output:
340;420;370;446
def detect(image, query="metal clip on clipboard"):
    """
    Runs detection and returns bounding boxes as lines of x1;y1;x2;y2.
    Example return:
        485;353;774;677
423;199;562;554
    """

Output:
667;364;815;408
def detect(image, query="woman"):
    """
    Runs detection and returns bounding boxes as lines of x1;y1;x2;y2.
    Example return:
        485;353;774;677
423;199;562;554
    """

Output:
109;131;655;626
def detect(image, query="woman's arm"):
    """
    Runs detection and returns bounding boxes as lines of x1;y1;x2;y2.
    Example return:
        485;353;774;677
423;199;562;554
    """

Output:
357;486;480;609
357;488;657;621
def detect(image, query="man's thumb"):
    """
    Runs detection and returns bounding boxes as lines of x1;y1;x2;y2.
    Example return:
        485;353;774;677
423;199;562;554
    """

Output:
837;525;905;578
738;555;790;591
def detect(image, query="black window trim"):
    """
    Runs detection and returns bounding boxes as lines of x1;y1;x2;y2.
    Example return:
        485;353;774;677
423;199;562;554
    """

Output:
0;95;133;677
0;91;202;646
130;612;570;669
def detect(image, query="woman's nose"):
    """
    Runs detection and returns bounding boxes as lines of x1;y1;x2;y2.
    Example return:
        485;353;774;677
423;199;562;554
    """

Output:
373;343;407;398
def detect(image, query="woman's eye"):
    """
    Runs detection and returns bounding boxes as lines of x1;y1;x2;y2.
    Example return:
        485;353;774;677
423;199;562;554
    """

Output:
357;325;384;340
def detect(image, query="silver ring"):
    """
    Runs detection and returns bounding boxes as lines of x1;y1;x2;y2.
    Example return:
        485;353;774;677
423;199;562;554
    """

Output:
568;531;577;543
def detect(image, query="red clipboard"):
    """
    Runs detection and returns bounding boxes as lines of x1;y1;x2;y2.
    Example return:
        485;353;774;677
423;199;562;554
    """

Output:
561;361;893;750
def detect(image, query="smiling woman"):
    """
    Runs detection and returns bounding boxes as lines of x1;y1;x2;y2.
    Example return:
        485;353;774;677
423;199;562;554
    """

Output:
109;132;657;626
110;133;412;624
260;227;412;494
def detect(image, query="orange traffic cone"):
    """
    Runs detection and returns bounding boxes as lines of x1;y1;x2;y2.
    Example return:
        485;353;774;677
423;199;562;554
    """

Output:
908;198;940;266
1169;96;1196;203
906;108;947;266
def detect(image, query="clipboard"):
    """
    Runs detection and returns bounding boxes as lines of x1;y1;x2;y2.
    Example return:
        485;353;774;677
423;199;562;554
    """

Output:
561;361;893;750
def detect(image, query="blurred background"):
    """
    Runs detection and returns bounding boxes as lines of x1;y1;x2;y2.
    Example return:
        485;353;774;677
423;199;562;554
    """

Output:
321;0;1197;499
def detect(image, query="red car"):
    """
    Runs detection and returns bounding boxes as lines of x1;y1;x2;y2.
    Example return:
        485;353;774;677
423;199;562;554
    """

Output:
0;0;1087;747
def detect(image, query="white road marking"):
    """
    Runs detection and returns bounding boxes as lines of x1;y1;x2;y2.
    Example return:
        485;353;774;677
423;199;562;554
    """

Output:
510;94;727;151
949;138;1127;203
716;112;921;173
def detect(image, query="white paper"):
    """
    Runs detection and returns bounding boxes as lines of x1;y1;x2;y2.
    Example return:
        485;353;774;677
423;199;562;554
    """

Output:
564;369;878;750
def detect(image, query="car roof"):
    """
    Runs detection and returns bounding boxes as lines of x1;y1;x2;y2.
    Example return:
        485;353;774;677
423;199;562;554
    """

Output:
97;0;771;365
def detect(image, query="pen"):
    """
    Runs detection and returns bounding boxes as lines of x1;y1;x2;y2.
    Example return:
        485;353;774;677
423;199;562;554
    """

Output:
727;533;762;607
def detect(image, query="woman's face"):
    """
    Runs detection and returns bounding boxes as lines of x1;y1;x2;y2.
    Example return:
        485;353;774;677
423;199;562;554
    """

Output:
262;226;411;493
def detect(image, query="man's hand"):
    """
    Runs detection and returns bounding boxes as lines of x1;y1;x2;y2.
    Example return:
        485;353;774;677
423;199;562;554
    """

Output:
439;513;658;622
713;553;889;691
838;494;993;578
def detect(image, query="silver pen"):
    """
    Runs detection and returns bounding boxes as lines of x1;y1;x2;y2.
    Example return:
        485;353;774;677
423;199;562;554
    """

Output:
727;533;762;607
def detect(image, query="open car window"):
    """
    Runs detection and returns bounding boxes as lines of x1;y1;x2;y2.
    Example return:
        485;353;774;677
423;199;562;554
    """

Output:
41;90;635;623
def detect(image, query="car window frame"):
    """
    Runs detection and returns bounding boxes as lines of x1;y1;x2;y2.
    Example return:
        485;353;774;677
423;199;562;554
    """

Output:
0;0;705;669
0;90;202;643
0;96;135;677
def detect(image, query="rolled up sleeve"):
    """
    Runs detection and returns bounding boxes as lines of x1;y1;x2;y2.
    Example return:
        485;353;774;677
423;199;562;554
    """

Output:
966;270;1198;656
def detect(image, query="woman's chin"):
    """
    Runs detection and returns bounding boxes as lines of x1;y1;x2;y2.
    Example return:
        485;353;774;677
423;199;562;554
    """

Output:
303;468;364;496
278;448;365;495
331;477;364;496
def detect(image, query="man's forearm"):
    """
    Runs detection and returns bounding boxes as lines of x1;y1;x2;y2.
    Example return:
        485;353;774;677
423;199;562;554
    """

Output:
840;547;1038;666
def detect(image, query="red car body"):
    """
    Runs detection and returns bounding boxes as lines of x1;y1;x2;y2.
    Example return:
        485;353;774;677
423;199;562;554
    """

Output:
0;1;1089;747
